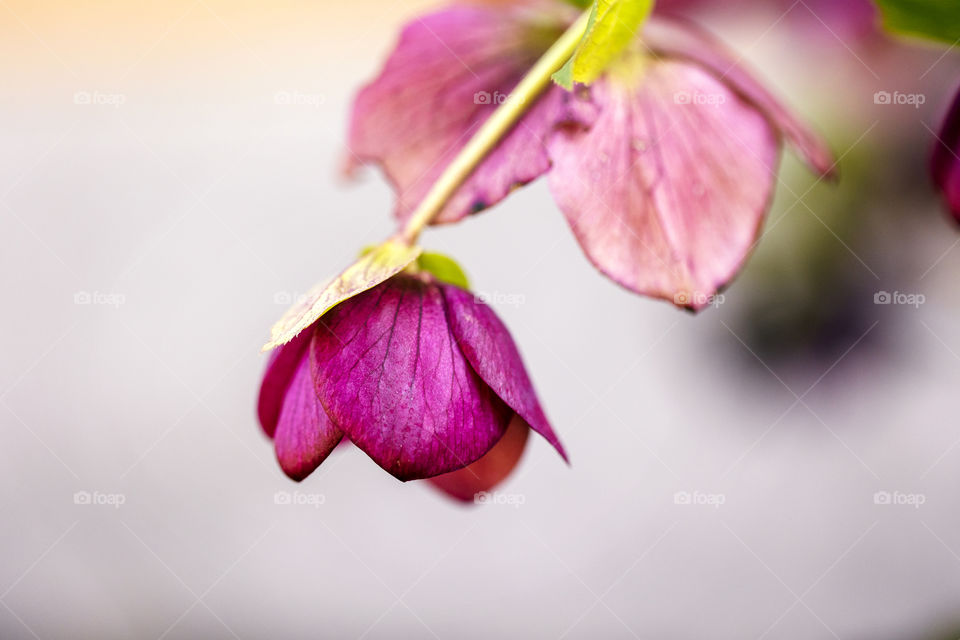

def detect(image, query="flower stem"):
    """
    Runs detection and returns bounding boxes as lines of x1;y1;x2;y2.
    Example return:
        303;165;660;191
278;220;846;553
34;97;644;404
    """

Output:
401;8;592;244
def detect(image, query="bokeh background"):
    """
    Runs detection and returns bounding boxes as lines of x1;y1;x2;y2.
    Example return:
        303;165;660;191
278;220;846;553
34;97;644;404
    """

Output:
2;0;960;638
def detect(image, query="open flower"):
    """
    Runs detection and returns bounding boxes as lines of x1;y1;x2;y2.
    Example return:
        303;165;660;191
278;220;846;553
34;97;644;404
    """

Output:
258;264;565;495
348;0;835;310
933;86;960;223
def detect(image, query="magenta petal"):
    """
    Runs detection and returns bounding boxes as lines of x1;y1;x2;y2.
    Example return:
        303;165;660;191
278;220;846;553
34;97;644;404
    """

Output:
932;88;960;222
547;64;779;309
274;348;344;481
440;284;567;461
257;329;312;438
311;276;512;481
348;5;593;224
643;17;836;178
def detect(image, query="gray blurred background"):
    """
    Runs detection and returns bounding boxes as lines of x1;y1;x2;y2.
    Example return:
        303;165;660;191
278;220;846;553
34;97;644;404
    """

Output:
2;0;960;638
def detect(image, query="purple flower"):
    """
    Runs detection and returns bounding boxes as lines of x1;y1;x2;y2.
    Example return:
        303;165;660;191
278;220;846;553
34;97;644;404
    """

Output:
348;2;835;310
933;87;960;223
258;271;565;489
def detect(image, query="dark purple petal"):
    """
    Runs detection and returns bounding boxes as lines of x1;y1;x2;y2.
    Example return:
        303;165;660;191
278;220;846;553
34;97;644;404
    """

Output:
643;17;836;178
257;329;312;438
312;276;512;481
429;414;530;503
933;87;960;222
274;346;344;481
546;62;778;309
347;5;594;225
440;284;567;461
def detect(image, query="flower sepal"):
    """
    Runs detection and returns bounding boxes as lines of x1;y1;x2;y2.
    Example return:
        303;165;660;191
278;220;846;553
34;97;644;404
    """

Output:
263;239;421;352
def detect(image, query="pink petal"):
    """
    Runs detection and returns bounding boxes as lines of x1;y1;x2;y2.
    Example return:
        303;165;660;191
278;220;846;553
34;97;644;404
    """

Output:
643;17;836;178
547;62;779;309
347;5;594;225
274;344;344;481
428;414;530;503
311;276;512;481
257;329;312;438
441;284;567;460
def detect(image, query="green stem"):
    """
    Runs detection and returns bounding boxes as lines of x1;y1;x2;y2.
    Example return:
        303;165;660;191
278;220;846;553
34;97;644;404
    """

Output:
401;8;591;244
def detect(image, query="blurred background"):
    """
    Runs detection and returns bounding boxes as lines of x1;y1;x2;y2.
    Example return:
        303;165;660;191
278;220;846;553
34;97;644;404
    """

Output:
2;0;959;638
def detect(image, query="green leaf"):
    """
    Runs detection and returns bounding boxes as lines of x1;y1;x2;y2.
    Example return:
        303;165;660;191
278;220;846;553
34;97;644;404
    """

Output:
263;241;421;351
417;251;471;290
553;0;655;90
874;0;960;44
